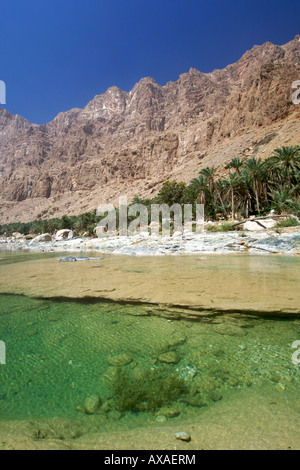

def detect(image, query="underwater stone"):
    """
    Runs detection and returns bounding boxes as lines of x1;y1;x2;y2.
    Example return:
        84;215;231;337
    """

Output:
58;256;103;262
156;415;167;423
158;351;181;364
209;390;223;402
156;407;180;418
177;365;197;380
102;401;113;413
213;323;247;337
183;395;207;408
228;377;240;387
175;432;191;442
83;395;102;415
107;354;133;366
131;365;147;381
108;410;123;421
270;374;281;383
213;348;225;357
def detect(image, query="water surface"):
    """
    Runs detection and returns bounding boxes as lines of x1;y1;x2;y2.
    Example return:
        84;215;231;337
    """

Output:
0;252;299;449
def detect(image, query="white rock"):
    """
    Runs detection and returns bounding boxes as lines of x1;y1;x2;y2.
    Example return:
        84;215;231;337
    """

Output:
29;233;52;245
244;219;277;231
175;432;191;442
12;232;23;239
55;229;73;241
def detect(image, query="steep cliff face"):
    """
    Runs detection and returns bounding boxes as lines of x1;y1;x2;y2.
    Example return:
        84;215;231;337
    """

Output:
0;35;299;223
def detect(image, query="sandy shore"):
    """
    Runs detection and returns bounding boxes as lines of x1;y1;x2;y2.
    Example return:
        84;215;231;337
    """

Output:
1;384;299;450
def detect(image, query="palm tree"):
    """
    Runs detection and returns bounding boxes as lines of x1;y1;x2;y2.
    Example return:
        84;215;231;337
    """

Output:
225;158;244;174
215;179;229;218
239;169;253;218
190;175;207;204
199;166;216;194
244;157;266;213
268;146;300;188
269;187;295;214
222;172;243;219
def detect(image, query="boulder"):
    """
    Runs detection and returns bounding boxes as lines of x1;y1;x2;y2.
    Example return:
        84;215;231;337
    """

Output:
244;219;277;231
55;229;74;240
12;232;23;239
24;234;35;240
29;233;52;245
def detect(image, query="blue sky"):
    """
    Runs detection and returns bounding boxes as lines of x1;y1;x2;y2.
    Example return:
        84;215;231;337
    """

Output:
0;0;299;124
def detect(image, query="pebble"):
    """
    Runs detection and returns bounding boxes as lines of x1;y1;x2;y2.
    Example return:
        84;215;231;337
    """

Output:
175;432;191;442
156;415;167;423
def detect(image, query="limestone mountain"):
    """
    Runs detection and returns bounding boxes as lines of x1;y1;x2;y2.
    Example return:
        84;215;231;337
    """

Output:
0;35;299;223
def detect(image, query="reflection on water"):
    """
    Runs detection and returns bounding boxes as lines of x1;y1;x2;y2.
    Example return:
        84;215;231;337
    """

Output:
0;293;299;443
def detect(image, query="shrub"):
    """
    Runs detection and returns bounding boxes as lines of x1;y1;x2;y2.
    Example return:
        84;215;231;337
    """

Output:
275;217;299;228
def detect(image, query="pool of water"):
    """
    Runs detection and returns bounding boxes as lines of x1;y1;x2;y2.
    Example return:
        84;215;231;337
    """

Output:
0;293;300;441
0;251;300;449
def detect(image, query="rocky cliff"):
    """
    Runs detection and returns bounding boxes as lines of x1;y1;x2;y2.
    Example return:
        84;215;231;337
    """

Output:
0;35;299;223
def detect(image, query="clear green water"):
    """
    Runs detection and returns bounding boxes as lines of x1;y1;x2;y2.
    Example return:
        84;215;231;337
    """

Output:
0;292;300;436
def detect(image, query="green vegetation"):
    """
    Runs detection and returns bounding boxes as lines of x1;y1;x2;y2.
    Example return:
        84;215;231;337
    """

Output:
111;367;187;412
0;211;102;237
0;145;299;236
188;145;300;221
275;217;299;228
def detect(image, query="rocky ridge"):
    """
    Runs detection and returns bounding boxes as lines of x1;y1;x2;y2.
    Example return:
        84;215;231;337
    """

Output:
0;35;299;223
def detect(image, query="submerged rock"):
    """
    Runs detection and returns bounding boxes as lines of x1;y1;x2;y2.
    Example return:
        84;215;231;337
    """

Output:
107;354;133;367
213;323;247;337
158;351;181;364
162;332;187;352
183;395;207;408
58;256;103;262
83;395;102;415
58;256;78;262
177;365;197;380
156;415;167;423
209;390;223;402
156;407;180;418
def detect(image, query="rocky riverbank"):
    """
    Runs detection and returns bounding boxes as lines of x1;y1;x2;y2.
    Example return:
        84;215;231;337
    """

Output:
1;227;300;256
